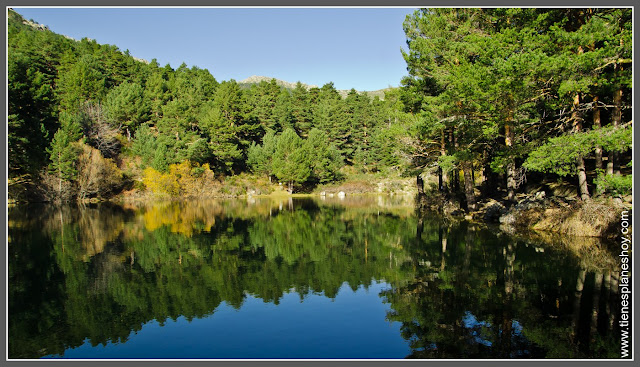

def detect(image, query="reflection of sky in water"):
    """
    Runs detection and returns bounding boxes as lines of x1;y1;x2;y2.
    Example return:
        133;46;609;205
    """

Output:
462;311;525;349
44;281;411;359
463;311;493;347
9;199;620;359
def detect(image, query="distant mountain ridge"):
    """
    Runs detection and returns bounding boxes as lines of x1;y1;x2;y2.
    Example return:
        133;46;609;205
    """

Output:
239;75;392;100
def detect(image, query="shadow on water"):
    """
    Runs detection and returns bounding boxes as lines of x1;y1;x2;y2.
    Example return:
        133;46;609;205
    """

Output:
8;197;622;358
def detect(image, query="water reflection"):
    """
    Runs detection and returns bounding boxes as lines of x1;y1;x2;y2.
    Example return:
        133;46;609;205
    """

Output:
8;197;622;358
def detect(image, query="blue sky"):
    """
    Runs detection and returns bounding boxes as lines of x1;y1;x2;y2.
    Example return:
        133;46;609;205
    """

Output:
14;7;417;91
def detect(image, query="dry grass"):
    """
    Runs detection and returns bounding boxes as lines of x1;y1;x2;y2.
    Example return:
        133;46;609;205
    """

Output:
511;198;630;238
504;227;619;272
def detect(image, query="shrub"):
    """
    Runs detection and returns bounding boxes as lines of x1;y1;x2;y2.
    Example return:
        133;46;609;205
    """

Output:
142;160;216;197
76;143;124;200
143;166;179;196
594;173;632;196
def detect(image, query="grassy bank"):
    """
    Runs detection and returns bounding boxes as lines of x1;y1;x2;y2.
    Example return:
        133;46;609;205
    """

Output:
114;172;418;202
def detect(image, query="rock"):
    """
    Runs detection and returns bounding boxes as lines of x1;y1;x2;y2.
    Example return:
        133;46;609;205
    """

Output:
337;191;346;199
534;191;546;201
442;201;461;216
320;191;326;197
484;202;507;222
499;212;516;225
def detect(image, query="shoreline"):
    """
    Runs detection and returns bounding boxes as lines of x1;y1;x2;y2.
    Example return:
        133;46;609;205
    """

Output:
10;184;631;240
417;191;632;239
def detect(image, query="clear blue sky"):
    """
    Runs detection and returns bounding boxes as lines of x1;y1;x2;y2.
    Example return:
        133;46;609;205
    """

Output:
14;7;417;91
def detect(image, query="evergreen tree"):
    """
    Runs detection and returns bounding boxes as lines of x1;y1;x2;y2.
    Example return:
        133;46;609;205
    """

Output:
290;82;313;136
247;129;277;179
272;128;310;192
57;54;108;113
304;128;343;184
8;50;58;176
47;113;83;196
104;81;149;139
199;101;241;172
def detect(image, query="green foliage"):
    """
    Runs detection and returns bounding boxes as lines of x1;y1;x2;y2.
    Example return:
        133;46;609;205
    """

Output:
7;8;634;201
47;112;83;181
199;100;242;172
304;128;344;183
272;128;310;187
104;81;149;136
57;54;108;112
524;126;632;176
402;8;632;199
131;124;157;168
247;129;277;177
594;172;632;196
437;155;457;173
8;30;61;175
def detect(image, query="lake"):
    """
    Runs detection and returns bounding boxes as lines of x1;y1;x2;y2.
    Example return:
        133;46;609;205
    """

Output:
7;196;623;359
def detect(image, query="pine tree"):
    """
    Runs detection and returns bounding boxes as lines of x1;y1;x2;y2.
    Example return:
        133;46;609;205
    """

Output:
47;112;83;197
247;129;277;179
104;81;149;140
272;128;310;192
304;128;343;183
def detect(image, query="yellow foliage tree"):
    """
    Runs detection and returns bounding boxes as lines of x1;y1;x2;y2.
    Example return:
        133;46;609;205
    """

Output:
142;167;180;196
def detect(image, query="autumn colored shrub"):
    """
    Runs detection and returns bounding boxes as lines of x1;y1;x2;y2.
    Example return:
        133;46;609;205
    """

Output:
77;143;124;200
142;160;216;197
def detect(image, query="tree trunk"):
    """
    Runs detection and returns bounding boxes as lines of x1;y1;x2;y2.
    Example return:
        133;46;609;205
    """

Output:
471;164;475;184
453;129;459;193
501;243;515;357
505;124;516;202
449;128;456;193
58;152;63;198
416;216;423;242
603;271;611;334
572;94;590;200
593;96;603;171
59;208;65;253
606;157;614;175
613;74;623;175
364;238;368;263
440;129;448;192
416;175;424;195
576;156;590;200
590;272;603;346
609;271;619;329
440;227;447;271
463;161;476;211
572;266;587;340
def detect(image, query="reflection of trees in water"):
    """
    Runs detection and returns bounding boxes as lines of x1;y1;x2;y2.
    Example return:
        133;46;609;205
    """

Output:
8;199;621;358
382;217;621;358
8;198;417;358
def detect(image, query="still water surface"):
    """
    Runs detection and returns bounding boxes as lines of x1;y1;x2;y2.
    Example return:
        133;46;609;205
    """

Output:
8;196;622;358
